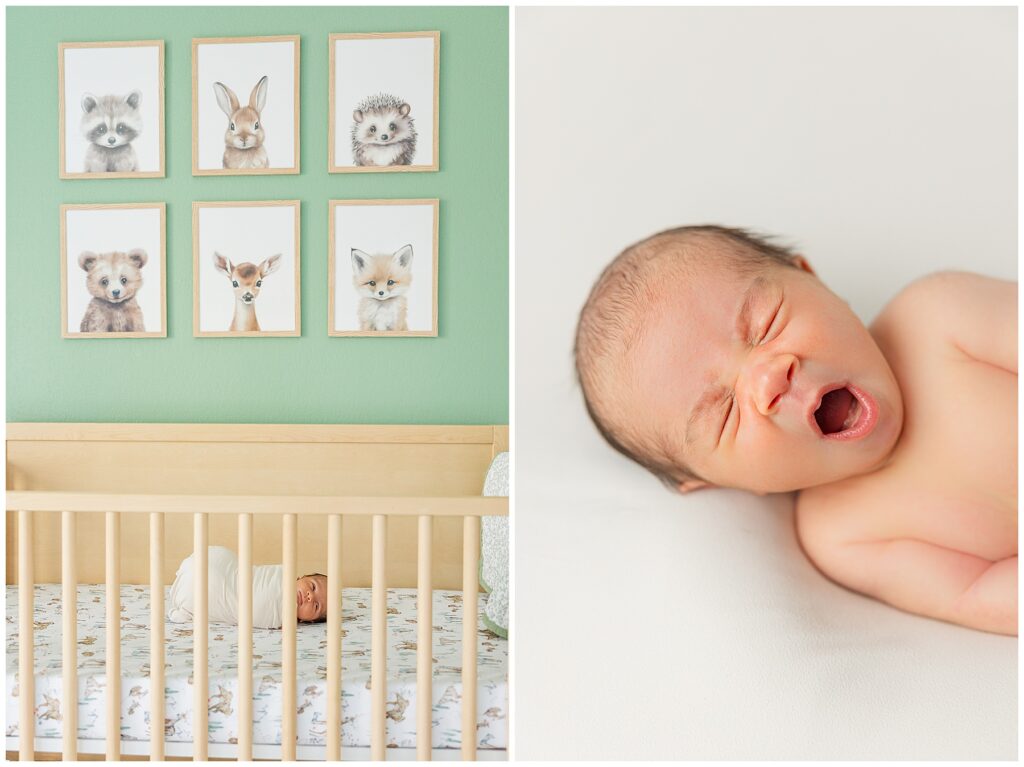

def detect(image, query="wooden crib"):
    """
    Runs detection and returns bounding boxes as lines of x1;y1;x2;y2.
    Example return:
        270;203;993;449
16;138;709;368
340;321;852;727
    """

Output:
6;422;509;761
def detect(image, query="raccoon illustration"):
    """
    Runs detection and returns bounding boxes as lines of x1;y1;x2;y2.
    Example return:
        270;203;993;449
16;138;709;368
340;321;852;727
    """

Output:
80;91;143;173
350;93;417;167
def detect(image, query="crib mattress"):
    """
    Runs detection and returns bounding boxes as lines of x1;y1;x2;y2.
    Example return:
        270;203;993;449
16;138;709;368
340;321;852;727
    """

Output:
5;584;507;750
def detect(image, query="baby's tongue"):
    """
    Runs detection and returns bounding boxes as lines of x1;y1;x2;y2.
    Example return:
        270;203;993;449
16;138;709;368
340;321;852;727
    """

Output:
815;387;855;435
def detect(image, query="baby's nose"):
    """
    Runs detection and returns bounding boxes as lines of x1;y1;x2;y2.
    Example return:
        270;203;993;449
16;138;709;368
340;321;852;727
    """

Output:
753;354;797;415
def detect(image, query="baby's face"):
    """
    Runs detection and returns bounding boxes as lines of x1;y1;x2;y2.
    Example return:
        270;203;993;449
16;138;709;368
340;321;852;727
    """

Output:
296;574;328;622
630;260;903;493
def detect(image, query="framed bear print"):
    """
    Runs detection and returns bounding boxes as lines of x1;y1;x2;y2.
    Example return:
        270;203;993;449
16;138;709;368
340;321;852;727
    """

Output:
193;35;300;175
58;41;165;179
193;200;301;337
328;32;440;173
60;203;167;338
328;199;439;336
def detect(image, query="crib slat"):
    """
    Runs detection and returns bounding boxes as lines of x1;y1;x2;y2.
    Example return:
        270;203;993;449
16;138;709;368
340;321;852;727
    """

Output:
149;512;164;761
18;510;34;763
371;514;387;761
61;511;78;761
282;513;297;761
193;513;208;761
461;516;480;761
417;515;434;760
238;513;253;761
327;513;342;761
106;511;121;760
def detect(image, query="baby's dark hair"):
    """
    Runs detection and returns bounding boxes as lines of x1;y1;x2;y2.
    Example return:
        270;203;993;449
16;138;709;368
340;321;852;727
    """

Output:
299;572;328;623
574;225;802;489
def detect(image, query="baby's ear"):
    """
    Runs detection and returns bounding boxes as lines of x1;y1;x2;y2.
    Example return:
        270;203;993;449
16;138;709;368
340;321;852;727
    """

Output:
791;254;816;276
677;478;711;493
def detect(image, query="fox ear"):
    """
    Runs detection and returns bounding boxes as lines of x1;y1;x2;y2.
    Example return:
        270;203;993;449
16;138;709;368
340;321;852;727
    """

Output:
127;248;147;268
398;103;411;117
125;90;142;110
260;253;281;277
212;252;232;277
352;109;364;124
393;244;413;268
81;93;99;113
213;82;239;117
78;251;98;271
351;249;369;273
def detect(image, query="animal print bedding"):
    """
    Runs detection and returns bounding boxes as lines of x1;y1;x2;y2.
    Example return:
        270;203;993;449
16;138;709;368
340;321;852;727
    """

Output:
5;584;507;750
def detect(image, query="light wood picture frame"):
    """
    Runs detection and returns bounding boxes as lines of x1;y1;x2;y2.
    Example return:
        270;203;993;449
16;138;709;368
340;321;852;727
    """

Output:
60;203;167;338
328;199;439;337
192;35;301;175
193;200;301;337
328;32;440;173
58;40;166;179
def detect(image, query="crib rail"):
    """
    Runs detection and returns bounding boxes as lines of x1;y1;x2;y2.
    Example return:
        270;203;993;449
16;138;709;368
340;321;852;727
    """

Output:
9;496;507;762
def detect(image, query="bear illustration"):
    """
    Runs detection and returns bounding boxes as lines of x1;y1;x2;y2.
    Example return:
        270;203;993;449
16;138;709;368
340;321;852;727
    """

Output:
78;249;147;332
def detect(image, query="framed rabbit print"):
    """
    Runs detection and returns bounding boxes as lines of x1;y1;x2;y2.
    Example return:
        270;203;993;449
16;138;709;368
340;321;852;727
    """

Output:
192;35;300;175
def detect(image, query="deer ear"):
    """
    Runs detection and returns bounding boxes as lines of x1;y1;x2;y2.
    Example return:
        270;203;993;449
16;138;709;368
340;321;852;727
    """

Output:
212;252;232;277
260;253;282;277
393;244;413;268
351;249;369;273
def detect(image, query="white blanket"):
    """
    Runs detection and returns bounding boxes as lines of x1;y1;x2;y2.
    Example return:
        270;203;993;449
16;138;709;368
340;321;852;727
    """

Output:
167;546;283;629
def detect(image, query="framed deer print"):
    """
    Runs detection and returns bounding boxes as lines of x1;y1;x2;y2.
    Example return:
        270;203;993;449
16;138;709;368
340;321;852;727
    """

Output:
193;200;300;337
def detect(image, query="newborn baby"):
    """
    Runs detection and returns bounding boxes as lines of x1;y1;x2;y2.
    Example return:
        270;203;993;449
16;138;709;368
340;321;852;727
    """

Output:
576;226;1017;635
168;545;328;628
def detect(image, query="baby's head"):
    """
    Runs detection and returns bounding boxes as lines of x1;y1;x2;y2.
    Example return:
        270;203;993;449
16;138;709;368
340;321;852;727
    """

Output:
575;226;903;495
296;573;328;623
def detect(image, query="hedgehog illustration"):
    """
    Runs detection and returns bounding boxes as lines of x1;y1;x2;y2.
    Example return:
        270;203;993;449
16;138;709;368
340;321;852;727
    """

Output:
350;93;417;167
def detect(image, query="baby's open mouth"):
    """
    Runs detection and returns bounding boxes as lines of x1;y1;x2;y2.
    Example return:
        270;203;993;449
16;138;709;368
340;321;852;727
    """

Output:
811;384;878;440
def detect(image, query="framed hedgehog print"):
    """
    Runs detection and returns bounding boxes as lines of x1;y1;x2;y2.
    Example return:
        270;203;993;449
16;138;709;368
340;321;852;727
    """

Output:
328;199;439;336
60;203;167;338
58;41;165;179
192;35;300;175
329;32;440;173
193;200;301;337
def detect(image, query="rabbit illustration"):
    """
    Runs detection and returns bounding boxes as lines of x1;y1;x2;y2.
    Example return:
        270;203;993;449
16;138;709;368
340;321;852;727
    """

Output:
212;76;268;169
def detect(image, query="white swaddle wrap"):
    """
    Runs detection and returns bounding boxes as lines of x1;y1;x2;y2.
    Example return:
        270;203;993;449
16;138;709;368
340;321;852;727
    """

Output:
167;545;283;629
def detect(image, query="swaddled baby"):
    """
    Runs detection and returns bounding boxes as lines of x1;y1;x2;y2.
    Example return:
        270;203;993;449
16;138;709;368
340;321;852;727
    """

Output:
168;545;328;628
576;226;1017;635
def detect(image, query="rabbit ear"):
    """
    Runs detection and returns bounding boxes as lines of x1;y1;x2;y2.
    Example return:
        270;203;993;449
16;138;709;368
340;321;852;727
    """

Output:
392;244;414;268
81;93;99;113
351;249;370;273
213;82;239;117
250;76;268;112
125;90;142;109
212;252;233;277
259;253;281;277
398;103;411;117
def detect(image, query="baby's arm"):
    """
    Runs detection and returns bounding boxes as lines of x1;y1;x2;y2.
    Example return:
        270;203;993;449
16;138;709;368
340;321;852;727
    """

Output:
811;536;1017;636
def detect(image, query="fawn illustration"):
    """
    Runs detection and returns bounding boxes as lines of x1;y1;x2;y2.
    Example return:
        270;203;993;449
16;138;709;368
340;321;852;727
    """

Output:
213;252;281;332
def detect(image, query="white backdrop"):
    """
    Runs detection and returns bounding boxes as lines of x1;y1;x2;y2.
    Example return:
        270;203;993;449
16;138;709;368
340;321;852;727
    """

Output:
515;6;1017;760
195;40;297;170
332;203;435;332
64;207;163;334
196;205;298;333
62;45;162;174
332;36;436;167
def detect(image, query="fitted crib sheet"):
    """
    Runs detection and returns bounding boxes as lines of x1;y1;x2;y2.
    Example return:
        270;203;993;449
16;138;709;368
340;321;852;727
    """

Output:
5;584;507;750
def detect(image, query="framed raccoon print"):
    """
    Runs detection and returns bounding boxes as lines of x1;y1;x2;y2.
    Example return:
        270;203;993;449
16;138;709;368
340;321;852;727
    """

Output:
193;200;301;337
192;35;301;175
328;32;440;173
60;203;167;338
328;199;439;336
58;41;165;179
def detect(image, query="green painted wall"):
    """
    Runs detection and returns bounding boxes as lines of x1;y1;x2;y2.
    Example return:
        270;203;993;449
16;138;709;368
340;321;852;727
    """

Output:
6;6;508;425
